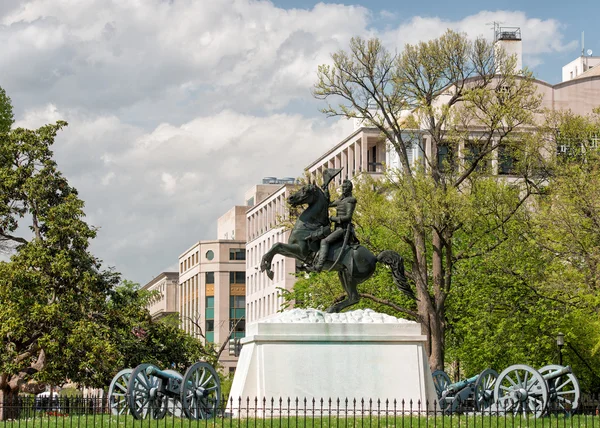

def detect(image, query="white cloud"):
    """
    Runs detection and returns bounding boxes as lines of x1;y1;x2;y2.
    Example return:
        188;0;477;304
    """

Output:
160;172;177;195
382;11;577;70
1;1;578;283
14;103;351;281
0;0;371;118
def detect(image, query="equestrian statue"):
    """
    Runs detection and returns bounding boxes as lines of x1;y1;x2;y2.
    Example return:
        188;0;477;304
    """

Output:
260;168;415;313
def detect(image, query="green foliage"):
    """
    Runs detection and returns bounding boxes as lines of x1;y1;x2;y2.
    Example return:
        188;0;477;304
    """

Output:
0;122;211;399
311;29;579;375
0;86;13;133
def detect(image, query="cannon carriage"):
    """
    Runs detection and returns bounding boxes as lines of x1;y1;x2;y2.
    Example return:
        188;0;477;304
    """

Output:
494;364;580;417
107;362;221;419
432;368;498;414
432;364;580;417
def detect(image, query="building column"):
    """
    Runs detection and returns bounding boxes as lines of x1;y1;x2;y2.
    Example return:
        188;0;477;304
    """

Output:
361;133;368;173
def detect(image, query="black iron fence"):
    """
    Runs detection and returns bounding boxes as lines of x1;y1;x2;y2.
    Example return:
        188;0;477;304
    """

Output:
2;396;600;427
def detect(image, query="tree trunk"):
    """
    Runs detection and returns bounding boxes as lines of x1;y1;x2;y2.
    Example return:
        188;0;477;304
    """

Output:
429;230;445;371
0;386;19;421
414;228;446;372
427;311;445;371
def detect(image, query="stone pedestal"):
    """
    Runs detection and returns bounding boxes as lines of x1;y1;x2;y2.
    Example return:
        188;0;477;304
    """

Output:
228;309;437;415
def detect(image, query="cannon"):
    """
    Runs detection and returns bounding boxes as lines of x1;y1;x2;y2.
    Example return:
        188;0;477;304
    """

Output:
108;368;133;415
432;368;498;413
107;361;220;420
493;364;580;417
126;362;221;420
108;367;181;416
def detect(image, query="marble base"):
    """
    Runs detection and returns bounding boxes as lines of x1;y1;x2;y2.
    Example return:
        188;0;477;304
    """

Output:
228;309;437;415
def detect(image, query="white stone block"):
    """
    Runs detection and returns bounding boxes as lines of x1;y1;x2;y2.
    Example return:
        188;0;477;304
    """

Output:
228;309;437;416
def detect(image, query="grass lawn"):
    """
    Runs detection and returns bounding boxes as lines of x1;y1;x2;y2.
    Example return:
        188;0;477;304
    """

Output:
1;413;598;428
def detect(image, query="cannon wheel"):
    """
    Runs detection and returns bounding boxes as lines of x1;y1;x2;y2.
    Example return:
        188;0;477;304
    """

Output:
431;370;452;412
163;369;183;417
539;365;580;414
474;368;498;412
181;362;221;419
108;368;132;415
494;364;548;418
432;370;451;399
127;363;168;420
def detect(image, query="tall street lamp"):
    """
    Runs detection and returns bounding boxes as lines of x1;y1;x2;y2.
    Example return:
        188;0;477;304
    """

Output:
557;332;565;366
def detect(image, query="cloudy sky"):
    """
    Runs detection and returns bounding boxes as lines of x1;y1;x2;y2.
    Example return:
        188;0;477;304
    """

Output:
1;0;597;284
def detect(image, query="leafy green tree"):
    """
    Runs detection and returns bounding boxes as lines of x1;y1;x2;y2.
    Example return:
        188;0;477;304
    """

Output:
0;86;13;133
526;108;600;389
0;121;211;418
0;86;15;254
0;121;121;413
431;108;600;388
313;30;545;370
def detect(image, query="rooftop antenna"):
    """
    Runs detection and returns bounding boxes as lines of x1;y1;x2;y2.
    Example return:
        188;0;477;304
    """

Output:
581;31;585;56
487;21;504;41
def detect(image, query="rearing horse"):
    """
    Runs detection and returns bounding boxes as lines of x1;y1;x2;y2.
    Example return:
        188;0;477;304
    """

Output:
260;183;414;312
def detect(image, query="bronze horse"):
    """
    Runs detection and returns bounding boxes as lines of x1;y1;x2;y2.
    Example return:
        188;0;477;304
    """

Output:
260;183;414;312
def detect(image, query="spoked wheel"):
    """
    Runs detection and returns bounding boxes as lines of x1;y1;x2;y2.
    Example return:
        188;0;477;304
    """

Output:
181;362;221;419
127;363;168;420
538;365;580;415
432;370;452;412
474;368;498;412
108;368;132;415
494;364;548;418
163;369;183;417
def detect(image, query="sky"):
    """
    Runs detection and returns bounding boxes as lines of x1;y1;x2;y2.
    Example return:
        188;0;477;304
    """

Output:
1;0;598;285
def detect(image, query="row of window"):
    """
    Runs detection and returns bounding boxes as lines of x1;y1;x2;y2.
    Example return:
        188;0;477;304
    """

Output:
202;271;245;284
180;248;245;273
247;292;281;323
309;138;369;185
247;192;287;240
204;295;246;343
436;143;518;175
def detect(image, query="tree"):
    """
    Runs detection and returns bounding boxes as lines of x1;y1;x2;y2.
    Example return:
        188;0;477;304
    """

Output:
313;31;545;370
0;86;13;134
0;86;15;254
0;121;120;415
0;121;212;419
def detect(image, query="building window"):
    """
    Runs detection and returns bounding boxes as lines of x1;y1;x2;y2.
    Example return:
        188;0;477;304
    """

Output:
206;250;214;261
230;295;245;340
206;296;214;343
498;144;517;175
437;143;455;172
464;142;489;173
205;272;214;284
230;271;245;284
229;248;246;261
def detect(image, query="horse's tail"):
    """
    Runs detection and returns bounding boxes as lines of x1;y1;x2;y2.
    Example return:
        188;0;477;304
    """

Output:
377;250;415;300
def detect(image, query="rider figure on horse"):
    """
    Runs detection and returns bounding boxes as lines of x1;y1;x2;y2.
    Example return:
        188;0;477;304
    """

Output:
313;178;359;272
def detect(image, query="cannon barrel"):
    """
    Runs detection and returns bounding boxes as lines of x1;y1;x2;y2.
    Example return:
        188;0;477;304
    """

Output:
146;366;183;381
446;374;479;393
541;365;572;381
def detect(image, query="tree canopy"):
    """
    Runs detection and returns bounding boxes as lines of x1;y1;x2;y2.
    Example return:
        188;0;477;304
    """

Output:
0;86;13;133
0;112;211;417
313;30;545;371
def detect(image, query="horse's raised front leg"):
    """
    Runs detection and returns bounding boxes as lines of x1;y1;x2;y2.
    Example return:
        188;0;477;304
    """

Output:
260;242;303;280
